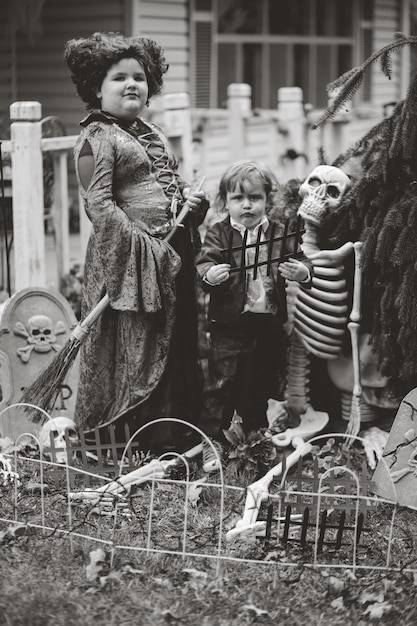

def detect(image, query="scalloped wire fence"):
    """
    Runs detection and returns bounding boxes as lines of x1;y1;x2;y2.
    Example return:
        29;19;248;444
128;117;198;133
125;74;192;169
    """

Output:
1;419;417;580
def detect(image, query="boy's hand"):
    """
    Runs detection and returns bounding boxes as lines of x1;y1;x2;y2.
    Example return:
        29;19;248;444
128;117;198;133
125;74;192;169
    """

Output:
279;259;309;282
205;263;231;285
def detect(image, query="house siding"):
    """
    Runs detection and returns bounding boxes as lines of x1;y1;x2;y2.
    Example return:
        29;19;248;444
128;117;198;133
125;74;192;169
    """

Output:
373;0;402;105
0;0;126;136
0;0;406;131
132;0;190;95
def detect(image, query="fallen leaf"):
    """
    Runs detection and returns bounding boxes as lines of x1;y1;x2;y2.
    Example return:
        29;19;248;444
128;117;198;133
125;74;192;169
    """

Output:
182;567;208;591
187;479;206;506
99;570;124;587
359;591;384;605
242;603;269;618
86;548;107;582
330;596;345;612
363;602;392;619
328;576;345;594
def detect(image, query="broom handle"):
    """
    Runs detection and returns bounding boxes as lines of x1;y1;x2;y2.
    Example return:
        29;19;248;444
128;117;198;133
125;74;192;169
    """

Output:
165;176;205;243
74;177;206;337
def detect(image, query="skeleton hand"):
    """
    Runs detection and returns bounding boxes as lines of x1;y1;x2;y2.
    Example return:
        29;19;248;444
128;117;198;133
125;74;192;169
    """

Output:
361;426;389;470
205;264;231;285
278;259;310;282
70;488;132;518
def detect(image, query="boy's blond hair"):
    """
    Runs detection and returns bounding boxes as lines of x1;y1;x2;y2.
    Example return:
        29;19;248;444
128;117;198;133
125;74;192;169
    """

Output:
215;160;280;214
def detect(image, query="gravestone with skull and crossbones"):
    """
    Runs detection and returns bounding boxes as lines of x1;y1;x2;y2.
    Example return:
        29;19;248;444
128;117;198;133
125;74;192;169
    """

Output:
0;287;79;440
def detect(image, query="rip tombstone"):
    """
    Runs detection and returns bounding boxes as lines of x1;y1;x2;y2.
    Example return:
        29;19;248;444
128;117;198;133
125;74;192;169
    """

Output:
0;287;79;440
373;388;417;510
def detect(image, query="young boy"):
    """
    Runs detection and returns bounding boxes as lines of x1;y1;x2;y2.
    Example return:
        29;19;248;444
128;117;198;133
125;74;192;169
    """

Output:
196;160;312;472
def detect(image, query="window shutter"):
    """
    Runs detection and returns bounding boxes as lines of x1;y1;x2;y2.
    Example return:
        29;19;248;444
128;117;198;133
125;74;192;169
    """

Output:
194;21;212;108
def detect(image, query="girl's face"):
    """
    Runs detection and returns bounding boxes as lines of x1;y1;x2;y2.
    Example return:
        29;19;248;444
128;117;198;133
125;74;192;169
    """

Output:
96;57;149;122
226;181;267;230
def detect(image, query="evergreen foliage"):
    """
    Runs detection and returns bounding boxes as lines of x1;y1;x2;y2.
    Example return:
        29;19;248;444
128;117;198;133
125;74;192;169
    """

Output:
314;34;417;397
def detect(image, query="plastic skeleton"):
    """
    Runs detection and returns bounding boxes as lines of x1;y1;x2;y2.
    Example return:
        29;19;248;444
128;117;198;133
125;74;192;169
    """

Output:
286;165;363;432
226;165;366;541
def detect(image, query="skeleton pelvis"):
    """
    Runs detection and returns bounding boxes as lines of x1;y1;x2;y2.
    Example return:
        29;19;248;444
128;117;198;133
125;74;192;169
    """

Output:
327;333;389;394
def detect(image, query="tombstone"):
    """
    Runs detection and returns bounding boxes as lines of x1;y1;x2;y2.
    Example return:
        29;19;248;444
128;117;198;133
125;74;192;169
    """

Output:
0;287;79;440
373;388;417;509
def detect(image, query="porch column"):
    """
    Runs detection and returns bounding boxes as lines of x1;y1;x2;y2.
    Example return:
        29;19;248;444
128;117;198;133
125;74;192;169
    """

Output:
227;83;251;161
10;101;46;290
277;87;307;180
163;92;194;182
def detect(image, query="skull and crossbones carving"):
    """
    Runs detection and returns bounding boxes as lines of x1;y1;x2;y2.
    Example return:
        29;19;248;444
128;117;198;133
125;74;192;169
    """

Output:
14;315;66;363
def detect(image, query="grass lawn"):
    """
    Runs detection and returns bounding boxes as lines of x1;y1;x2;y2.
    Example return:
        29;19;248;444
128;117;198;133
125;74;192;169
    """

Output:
1;438;417;625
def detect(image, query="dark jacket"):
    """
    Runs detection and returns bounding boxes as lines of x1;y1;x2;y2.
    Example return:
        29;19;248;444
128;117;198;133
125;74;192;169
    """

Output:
196;216;308;326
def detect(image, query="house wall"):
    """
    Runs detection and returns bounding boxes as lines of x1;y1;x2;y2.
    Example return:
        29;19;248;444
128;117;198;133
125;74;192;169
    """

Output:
131;0;190;95
0;0;127;137
0;0;408;134
373;0;403;106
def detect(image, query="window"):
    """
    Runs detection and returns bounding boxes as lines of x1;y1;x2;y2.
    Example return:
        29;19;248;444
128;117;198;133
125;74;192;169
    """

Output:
192;0;374;109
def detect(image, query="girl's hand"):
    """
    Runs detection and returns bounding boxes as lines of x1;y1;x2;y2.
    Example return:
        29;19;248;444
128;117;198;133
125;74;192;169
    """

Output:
205;263;231;285
279;259;310;282
183;188;207;214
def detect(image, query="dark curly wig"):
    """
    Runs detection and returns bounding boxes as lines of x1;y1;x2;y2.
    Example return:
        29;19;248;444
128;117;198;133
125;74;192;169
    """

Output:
64;31;169;109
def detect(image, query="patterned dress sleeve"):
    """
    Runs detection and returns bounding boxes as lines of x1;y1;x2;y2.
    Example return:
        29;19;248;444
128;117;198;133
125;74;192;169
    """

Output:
76;123;181;313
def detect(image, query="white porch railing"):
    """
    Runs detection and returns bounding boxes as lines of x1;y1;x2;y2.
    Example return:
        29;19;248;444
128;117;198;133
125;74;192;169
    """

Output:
1;86;383;294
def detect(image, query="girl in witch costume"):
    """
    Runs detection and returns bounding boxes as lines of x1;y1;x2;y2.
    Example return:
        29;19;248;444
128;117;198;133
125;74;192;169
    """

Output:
64;32;208;453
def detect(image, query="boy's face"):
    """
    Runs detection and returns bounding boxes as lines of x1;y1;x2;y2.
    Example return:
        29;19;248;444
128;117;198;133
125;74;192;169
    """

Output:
226;182;267;230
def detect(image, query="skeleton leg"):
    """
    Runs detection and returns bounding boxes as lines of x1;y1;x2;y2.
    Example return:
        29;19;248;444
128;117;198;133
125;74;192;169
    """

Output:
226;437;312;542
345;242;363;438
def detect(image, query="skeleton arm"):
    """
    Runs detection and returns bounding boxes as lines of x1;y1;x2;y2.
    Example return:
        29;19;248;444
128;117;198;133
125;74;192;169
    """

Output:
69;443;203;507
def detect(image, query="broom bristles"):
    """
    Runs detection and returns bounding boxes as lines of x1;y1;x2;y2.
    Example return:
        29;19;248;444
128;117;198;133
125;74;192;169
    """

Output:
20;337;82;422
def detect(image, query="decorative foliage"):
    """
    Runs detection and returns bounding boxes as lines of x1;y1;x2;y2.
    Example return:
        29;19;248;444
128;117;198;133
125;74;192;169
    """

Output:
312;34;417;398
312;33;417;129
223;415;277;479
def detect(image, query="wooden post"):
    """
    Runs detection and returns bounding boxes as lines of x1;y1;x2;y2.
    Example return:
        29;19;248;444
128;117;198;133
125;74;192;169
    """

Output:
227;83;251;161
51;150;70;285
277;87;307;180
10;101;46;290
162;92;194;182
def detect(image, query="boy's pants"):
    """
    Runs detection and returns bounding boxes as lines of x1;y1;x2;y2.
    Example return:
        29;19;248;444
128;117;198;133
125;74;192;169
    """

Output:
199;312;287;440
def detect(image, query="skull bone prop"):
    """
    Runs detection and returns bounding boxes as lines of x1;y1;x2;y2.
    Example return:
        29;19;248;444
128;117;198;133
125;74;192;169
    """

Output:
298;165;351;225
39;417;78;464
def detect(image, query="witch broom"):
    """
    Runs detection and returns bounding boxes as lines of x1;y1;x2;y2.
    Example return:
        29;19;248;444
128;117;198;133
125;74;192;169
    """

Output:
21;177;205;421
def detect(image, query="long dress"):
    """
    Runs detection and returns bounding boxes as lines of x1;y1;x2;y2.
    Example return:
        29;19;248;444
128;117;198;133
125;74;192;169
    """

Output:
73;111;203;453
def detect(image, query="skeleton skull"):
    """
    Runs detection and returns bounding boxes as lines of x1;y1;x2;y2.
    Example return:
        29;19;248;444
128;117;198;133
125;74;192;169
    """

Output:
298;165;351;225
27;315;56;352
39;417;78;464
